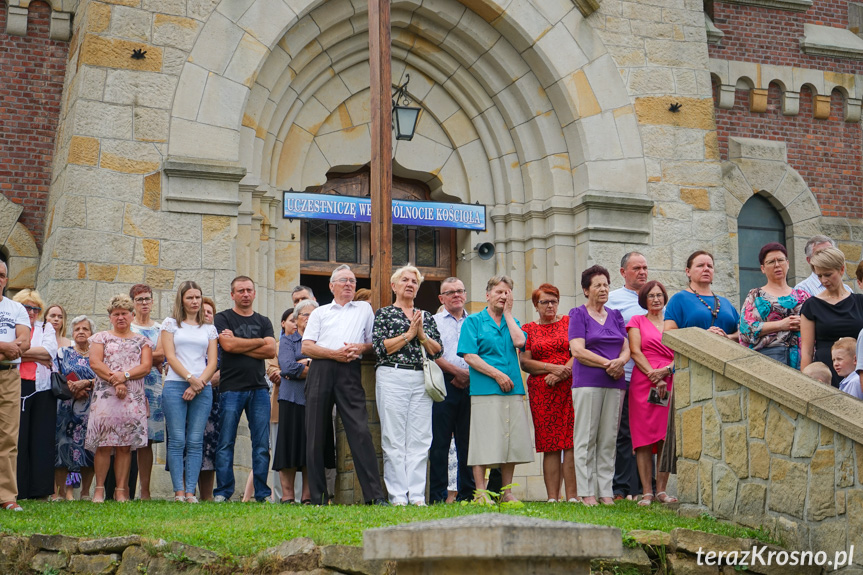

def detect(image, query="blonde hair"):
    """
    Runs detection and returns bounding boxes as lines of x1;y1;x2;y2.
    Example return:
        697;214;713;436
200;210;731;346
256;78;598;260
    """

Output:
809;247;846;273
486;275;513;293
107;294;135;314
13;289;45;310
802;362;832;385
171;281;206;326
391;264;424;286
831;337;857;356
44;304;67;337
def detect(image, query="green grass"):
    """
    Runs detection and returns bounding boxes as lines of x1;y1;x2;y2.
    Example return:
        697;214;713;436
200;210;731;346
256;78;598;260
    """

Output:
0;500;772;557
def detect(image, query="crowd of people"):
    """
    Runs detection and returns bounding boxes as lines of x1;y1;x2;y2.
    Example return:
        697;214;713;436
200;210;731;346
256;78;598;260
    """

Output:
0;232;862;511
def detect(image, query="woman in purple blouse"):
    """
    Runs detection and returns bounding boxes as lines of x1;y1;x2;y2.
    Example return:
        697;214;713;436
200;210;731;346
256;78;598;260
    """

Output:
569;265;630;506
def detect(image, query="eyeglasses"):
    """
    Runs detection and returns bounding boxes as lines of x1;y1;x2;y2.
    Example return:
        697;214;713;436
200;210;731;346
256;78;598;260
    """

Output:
538;300;558;306
763;258;788;267
333;278;357;285
646;293;665;300
23;305;42;313
441;289;466;297
134;297;153;303
298;313;311;318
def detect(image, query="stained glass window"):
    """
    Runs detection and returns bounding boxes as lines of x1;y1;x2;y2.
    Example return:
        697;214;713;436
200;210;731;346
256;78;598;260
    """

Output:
415;227;437;267
392;225;408;266
306;220;329;261
336;222;358;263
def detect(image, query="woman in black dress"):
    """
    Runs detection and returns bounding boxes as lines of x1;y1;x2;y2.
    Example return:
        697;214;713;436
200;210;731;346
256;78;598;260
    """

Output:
800;247;863;387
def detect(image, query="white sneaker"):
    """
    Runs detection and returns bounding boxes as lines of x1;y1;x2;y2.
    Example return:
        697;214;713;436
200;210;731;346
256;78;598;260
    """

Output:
213;495;229;503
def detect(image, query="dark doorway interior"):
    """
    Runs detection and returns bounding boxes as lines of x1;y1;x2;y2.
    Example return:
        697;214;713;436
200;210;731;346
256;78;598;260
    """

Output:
301;274;441;313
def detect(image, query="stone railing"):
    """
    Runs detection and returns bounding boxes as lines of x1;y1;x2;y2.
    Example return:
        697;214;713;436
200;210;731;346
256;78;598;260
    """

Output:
663;328;863;563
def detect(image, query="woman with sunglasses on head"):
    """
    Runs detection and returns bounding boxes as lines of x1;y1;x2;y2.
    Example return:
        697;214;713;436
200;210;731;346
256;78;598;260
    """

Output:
128;283;165;500
739;243;809;368
520;283;576;503
12;290;58;501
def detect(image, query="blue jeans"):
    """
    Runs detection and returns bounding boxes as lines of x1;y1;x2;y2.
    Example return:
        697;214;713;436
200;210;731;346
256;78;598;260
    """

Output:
214;388;271;501
162;381;213;494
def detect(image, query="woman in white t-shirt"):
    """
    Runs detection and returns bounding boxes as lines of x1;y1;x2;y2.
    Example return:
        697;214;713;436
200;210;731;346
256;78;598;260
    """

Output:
160;281;218;503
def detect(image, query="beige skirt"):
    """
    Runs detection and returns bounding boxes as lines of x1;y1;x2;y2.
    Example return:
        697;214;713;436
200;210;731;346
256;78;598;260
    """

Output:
467;394;535;467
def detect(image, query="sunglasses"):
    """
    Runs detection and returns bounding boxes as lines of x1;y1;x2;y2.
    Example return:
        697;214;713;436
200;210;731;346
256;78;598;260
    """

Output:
23;305;42;313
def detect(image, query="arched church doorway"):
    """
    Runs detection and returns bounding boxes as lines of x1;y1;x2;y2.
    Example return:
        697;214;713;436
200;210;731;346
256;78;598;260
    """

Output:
737;193;786;305
296;169;455;312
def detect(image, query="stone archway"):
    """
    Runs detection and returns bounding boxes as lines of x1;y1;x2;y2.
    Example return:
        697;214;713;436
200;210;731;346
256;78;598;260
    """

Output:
0;194;40;289
722;136;823;290
164;0;648;313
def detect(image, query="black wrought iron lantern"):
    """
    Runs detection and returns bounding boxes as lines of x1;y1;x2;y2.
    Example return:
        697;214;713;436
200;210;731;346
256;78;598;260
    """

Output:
392;74;421;141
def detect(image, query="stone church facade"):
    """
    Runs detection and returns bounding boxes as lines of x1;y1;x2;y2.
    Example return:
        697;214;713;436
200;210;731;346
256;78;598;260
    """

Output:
2;0;863;498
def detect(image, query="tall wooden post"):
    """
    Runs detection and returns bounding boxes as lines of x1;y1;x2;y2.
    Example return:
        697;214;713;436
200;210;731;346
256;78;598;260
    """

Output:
369;0;393;310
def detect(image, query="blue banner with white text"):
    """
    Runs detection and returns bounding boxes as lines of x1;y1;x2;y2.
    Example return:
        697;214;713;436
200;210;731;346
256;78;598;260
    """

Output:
282;192;486;231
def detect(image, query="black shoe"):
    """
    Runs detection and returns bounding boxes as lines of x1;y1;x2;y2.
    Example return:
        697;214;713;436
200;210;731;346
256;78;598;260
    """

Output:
280;498;295;504
368;498;390;506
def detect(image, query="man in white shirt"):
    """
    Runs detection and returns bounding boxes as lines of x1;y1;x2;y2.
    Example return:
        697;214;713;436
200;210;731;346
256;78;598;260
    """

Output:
794;235;852;296
0;261;31;511
605;252;648;500
302;265;387;505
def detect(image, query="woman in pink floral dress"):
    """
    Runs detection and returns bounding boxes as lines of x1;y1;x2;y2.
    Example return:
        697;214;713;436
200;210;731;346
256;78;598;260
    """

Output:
86;295;152;503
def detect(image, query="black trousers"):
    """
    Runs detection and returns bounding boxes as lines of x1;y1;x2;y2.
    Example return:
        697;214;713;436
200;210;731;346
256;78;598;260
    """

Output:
305;359;384;504
429;374;474;502
612;390;641;496
18;381;56;500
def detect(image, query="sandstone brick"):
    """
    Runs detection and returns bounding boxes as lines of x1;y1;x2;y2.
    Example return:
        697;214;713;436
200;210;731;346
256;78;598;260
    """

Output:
79;34;163;72
790;416;819;458
723;424;748;478
808;448;836;521
145;267;175;290
88;3;112;33
749;441;769;479
714;393;741;422
821;428;834;445
88;264;118;282
100;152;160;174
116;265;144;283
681;406;702;459
680;187;710;211
748;391;768;439
136;238;159;266
101;0;140;6
68;553;120;574
134;107;169;142
849;490;863;561
143;173;161;210
735;483;766;526
677;459;699;503
153;14;201;51
704;131;719;160
713;463;737;517
702;404;721;459
766;405;794;456
635;96;716;130
699;458;712;508
68;136;100;166
30;551;68;572
768;458;807;518
837;434;856;488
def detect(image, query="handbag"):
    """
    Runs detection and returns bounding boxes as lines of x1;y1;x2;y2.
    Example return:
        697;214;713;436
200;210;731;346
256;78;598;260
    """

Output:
51;371;73;400
421;344;446;402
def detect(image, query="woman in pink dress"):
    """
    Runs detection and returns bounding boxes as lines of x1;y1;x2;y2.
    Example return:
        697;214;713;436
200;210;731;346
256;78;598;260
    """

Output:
627;280;676;506
86;295;152;503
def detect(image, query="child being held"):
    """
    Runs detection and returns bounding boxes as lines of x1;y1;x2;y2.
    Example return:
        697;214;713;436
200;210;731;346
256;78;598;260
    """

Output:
802;362;832;386
832;338;862;400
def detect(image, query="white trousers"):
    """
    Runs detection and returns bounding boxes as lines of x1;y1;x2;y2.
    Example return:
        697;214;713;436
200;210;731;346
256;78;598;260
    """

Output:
376;366;432;504
572;387;624;498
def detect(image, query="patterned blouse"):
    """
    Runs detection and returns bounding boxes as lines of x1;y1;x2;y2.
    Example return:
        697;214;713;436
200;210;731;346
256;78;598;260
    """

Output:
372;305;443;368
739;287;809;368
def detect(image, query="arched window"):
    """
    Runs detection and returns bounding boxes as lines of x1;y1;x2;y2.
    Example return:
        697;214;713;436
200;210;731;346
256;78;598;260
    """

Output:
737;194;786;305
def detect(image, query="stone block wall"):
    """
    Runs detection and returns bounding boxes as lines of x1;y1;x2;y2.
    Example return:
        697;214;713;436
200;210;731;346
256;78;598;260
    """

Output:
664;328;863;562
0;1;69;248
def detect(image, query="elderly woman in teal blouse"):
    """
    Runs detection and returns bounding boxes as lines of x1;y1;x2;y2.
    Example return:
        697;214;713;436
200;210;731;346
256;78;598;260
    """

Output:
457;275;533;504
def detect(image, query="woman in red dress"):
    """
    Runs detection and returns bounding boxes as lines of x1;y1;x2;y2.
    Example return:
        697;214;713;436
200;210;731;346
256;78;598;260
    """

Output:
520;283;576;502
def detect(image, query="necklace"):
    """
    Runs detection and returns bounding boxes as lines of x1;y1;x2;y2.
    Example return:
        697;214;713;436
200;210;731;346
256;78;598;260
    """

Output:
647;314;664;331
689;288;720;325
73;345;89;356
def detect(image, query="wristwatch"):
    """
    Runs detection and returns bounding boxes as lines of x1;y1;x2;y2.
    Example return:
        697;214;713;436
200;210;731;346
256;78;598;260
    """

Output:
124;371;130;381
185;373;192;381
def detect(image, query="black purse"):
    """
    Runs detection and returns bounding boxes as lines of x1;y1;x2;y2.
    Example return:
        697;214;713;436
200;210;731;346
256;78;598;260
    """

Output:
51;371;73;400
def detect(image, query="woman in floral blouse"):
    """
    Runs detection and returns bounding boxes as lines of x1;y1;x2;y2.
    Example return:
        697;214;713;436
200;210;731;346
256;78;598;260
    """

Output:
372;265;442;506
739;242;809;368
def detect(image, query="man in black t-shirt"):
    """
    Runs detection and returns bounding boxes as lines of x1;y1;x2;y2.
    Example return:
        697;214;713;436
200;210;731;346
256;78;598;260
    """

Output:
213;276;276;502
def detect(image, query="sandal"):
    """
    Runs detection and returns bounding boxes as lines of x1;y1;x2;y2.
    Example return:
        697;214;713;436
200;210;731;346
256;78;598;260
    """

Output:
114;487;129;503
657;491;678;504
92;486;105;504
174;495;186;502
1;501;23;511
599;497;616;506
638;493;654;507
280;498;295;504
185;495;199;504
301;499;312;505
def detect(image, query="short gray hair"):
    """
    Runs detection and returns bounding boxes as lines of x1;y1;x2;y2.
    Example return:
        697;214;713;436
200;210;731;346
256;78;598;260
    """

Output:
291;285;315;300
486;275;514;293
330;264;352;283
293;299;319;319
620;252;645;269
804;235;837;258
70;315;96;334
